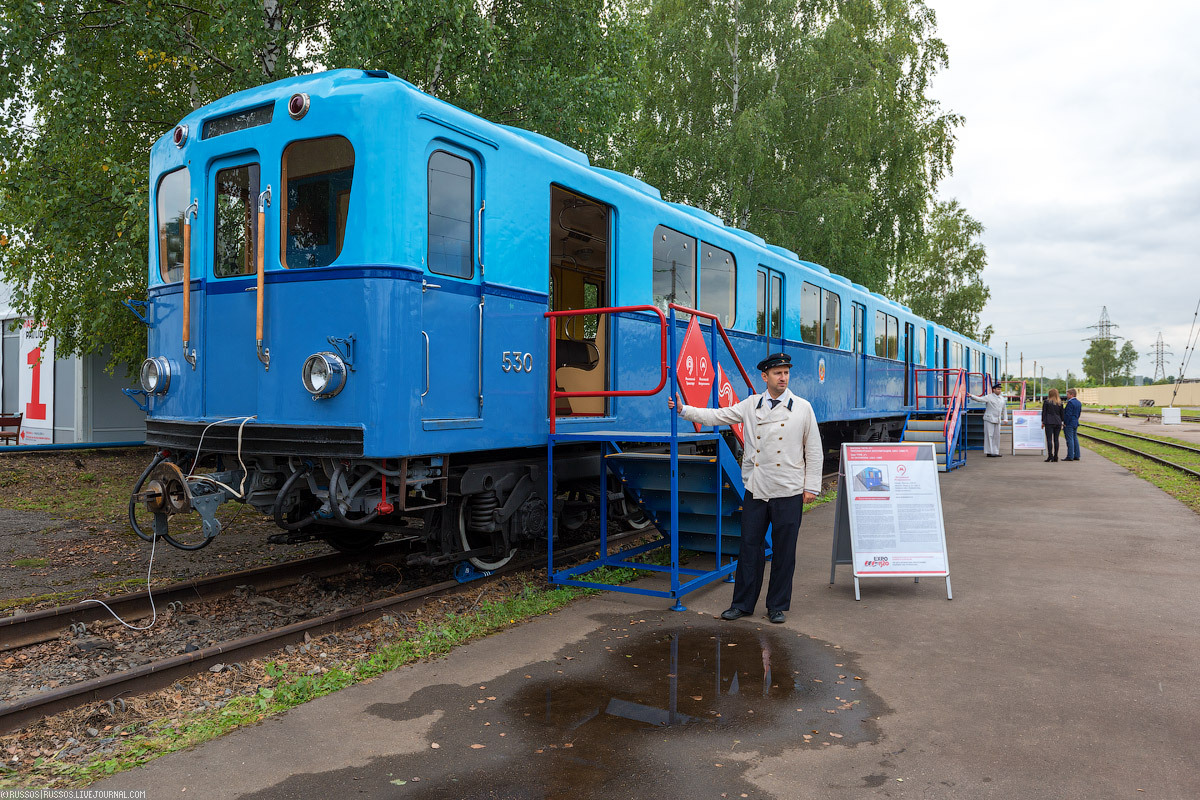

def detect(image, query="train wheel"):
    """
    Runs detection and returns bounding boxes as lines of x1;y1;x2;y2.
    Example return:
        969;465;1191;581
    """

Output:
609;488;652;531
458;498;516;571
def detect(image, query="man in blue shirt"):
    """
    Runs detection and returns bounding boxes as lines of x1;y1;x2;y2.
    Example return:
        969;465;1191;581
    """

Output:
1062;388;1083;461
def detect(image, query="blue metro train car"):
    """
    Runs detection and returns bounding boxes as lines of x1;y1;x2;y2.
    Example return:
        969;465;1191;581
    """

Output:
131;69;998;567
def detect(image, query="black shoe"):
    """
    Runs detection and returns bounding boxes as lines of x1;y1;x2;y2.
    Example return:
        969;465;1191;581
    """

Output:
767;609;785;624
721;607;749;621
1044;457;1053;462
986;453;996;458
1052;456;1059;462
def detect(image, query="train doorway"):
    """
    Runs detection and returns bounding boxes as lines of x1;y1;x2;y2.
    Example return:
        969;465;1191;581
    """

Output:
852;302;866;408
903;322;914;406
550;186;610;417
422;146;483;421
756;267;785;362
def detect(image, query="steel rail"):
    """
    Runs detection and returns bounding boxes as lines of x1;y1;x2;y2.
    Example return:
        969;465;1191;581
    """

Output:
1078;423;1200;456
1075;430;1200;480
0;531;645;735
0;541;414;653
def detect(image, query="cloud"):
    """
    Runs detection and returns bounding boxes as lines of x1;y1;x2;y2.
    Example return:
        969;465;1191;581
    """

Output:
928;0;1200;378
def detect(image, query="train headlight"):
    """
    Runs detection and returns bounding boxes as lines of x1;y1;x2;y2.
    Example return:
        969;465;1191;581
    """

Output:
140;357;173;395
302;352;347;399
172;124;188;148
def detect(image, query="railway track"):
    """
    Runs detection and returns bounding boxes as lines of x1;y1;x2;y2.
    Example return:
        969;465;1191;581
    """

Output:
0;530;643;735
1076;423;1200;479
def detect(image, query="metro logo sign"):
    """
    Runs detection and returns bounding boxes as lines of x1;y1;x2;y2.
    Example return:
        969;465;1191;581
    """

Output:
675;317;713;433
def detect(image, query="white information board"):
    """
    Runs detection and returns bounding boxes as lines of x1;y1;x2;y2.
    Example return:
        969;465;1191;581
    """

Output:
17;320;54;445
1162;407;1182;425
1011;409;1043;453
830;442;951;600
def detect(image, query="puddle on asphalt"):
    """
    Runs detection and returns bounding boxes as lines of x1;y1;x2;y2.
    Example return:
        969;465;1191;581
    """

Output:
248;615;886;799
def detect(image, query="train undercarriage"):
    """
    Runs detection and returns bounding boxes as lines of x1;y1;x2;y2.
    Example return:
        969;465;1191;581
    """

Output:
129;440;648;572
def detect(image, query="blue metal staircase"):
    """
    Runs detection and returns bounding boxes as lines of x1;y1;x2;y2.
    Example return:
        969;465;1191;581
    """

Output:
906;368;969;472
544;303;758;610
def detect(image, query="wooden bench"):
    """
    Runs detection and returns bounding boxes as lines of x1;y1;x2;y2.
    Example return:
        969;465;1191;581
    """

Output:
0;413;21;445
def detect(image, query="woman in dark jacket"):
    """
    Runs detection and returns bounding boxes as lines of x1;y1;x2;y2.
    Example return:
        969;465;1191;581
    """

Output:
1041;388;1064;462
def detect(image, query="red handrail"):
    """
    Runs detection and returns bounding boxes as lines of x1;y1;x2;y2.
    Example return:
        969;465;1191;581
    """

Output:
666;303;755;394
944;369;967;441
545;305;668;434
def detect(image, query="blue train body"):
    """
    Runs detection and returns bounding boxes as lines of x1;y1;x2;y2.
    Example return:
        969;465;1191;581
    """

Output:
132;69;997;566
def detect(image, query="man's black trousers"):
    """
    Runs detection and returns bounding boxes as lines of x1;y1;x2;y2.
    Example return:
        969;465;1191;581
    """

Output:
731;491;804;613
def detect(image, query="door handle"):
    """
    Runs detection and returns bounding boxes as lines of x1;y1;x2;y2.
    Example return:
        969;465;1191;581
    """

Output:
421;331;430;398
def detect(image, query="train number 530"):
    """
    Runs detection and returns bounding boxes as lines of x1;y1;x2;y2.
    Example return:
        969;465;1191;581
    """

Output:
501;351;534;373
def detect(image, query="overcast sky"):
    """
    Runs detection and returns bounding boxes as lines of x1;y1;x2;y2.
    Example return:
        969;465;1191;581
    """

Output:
926;0;1200;382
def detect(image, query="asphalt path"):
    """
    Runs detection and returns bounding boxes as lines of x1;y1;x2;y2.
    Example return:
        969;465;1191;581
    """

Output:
99;432;1200;799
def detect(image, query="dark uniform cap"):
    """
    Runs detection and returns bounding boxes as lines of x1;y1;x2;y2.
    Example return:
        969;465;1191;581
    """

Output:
993;381;1003;389
756;353;791;372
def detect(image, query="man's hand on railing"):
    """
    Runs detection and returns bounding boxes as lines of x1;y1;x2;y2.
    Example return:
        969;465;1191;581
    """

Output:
667;393;683;413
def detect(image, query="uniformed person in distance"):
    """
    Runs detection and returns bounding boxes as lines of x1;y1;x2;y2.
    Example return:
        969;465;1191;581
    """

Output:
668;353;823;624
967;381;1007;457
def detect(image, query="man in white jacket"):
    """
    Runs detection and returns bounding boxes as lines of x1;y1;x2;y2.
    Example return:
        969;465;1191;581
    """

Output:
668;353;823;624
968;381;1007;457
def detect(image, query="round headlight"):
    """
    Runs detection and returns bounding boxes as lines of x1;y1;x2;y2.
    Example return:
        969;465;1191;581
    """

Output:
140;357;172;395
173;124;188;147
302;352;347;399
288;92;310;120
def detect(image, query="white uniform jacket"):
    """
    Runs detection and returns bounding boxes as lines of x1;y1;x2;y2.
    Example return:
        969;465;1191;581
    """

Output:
678;388;823;499
968;392;1007;423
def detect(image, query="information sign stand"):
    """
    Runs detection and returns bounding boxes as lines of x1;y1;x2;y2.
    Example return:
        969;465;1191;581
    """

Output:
1162;407;1182;425
829;442;951;600
1010;409;1044;456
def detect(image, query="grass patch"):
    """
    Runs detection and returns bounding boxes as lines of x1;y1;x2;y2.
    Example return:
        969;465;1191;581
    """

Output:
0;448;152;522
10;558;48;569
1079;428;1200;515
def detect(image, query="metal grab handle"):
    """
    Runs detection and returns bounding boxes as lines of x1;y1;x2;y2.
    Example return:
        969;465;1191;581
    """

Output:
477;298;484;411
476;200;485;275
256;186;272;370
182;199;198;369
421;331;430;398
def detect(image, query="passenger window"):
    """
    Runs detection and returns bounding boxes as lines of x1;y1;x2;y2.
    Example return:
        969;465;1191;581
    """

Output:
874;311;887;357
824;290;840;348
801;283;821;344
653;226;695;315
213;163;260;278
700;243;735;326
887;316;899;360
915;328;926;366
283;136;354;269
428;151;474;279
852;304;865;354
156;167;190;283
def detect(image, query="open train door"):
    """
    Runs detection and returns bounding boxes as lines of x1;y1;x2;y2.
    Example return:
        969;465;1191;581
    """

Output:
549;186;610;418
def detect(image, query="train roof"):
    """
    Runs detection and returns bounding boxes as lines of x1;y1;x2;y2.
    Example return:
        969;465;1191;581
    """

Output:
156;68;996;354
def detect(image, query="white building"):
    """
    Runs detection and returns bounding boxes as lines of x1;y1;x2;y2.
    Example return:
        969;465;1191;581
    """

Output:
1;282;145;445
